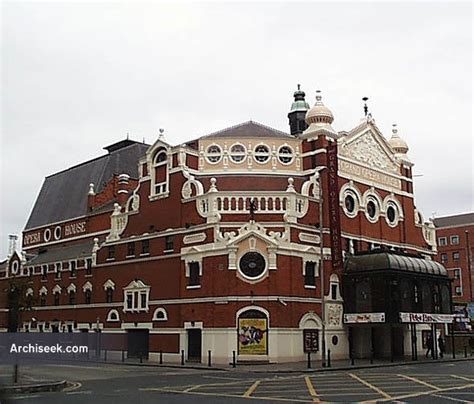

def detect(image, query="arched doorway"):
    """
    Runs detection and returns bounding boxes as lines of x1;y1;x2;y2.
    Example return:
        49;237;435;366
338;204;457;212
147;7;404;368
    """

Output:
237;306;269;359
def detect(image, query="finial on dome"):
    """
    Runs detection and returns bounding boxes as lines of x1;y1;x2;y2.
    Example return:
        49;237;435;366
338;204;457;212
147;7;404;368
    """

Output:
316;90;322;103
300;89;338;139
388;123;409;156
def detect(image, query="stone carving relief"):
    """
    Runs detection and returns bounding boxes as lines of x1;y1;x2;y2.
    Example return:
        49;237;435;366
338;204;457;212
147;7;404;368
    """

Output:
326;304;343;327
341;131;398;173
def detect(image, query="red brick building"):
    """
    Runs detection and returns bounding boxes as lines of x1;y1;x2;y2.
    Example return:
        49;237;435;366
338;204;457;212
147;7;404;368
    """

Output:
434;213;474;333
0;88;452;363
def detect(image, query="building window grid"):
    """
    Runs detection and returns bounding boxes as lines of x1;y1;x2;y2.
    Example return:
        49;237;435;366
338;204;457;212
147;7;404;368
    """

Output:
304;261;317;287
452;251;460;261
165;236;174;251
441;253;448;263
127;242;135;257
124;289;149;312
69;261;77;278
141;240;150;255
438;237;447;246
106;287;114;303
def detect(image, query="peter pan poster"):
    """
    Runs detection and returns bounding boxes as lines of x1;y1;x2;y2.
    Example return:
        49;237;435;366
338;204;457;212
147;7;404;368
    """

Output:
238;318;267;355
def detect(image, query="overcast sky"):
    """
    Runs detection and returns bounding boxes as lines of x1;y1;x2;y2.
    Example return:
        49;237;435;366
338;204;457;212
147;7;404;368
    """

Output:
1;1;472;258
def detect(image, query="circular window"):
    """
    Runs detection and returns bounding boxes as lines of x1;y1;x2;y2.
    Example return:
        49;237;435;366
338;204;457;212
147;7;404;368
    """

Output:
254;145;270;164
230;144;246;163
278;146;293;164
345;194;356;214
239;252;266;279
44;228;51;242
54;226;62;240
332;335;338;346
206;145;222;164
11;261;19;275
367;201;376;218
387;205;397;224
365;198;379;222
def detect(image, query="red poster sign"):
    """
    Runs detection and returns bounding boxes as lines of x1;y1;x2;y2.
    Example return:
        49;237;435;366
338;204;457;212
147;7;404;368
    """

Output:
327;142;343;270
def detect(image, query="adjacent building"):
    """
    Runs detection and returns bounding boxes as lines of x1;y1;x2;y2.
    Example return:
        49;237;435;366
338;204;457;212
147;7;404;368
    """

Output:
0;88;452;363
434;213;474;336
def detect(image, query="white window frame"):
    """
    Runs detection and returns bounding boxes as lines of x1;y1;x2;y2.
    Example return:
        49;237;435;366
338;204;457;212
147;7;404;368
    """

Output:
277;145;294;165
253;144;270;164
229;143;247;164
205;144;222;164
152;307;168;321
106;309;120;322
123;280;150;313
450;235;460;245
438;237;448;246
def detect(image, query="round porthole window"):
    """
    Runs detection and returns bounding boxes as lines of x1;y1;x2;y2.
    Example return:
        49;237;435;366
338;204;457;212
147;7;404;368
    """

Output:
239;252;266;280
345;194;356;214
230;144;246;163
387;205;396;224
206;145;222;164
254;145;270;164
366;199;379;222
11;261;19;275
332;335;338;346
278;146;293;164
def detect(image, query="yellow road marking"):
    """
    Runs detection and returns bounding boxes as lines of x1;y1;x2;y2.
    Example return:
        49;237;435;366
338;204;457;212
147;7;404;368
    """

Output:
349;373;392;399
243;380;261;397
451;375;474;382
305;376;320;402
397;374;441;390
139;386;311;402
376;383;474;402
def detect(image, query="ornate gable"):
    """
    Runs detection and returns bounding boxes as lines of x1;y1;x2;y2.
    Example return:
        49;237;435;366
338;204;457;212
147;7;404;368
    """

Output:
339;124;399;174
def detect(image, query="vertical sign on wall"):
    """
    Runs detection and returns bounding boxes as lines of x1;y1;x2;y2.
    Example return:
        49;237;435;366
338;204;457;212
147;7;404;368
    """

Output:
327;141;343;271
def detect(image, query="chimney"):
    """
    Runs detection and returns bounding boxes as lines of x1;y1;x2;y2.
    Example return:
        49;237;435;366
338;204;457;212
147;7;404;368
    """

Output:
87;183;96;211
8;234;18;257
117;174;130;206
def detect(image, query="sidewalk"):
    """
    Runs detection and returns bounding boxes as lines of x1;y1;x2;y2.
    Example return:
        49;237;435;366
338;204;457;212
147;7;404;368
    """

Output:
0;367;67;394
80;352;474;373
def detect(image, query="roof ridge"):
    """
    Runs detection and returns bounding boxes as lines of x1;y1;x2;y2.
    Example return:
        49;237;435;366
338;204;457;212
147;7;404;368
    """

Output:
200;120;291;139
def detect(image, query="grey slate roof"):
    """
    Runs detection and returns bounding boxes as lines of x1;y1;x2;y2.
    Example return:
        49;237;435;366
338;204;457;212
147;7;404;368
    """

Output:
201;121;294;140
345;252;447;276
433;212;474;228
25;140;149;230
26;241;95;266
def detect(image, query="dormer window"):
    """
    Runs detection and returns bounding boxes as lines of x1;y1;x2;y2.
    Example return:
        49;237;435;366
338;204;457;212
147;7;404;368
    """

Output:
151;147;169;197
123;279;150;312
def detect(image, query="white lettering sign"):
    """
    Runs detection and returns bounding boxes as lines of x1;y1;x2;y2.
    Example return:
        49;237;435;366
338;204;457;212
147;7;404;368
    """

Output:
64;221;87;237
399;312;454;324
344;312;385;324
339;160;402;189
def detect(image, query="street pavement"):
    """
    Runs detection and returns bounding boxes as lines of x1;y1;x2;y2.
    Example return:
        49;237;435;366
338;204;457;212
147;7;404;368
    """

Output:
0;360;472;403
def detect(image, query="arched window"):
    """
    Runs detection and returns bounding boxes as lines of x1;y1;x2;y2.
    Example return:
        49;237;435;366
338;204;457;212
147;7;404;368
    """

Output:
106;309;120;322
151;147;169;196
152;307;168;321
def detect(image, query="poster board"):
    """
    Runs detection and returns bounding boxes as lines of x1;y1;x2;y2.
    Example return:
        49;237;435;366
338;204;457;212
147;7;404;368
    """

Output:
238;318;267;355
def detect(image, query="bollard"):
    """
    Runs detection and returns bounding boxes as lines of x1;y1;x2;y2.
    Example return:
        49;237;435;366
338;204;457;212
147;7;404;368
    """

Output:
327;350;331;368
181;350;185;365
160;350;163;365
232;350;236;368
464;346;467;358
139;354;143;364
208;350;212;367
104;350;107;362
307;352;311;369
13;364;18;384
121;350;125;362
350;350;355;366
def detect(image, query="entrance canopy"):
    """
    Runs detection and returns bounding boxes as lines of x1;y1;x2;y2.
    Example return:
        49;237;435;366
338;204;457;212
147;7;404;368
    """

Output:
345;252;447;276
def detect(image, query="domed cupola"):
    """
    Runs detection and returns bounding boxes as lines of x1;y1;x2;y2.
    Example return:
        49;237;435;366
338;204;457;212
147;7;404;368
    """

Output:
301;90;338;139
288;84;310;136
388;124;409;156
